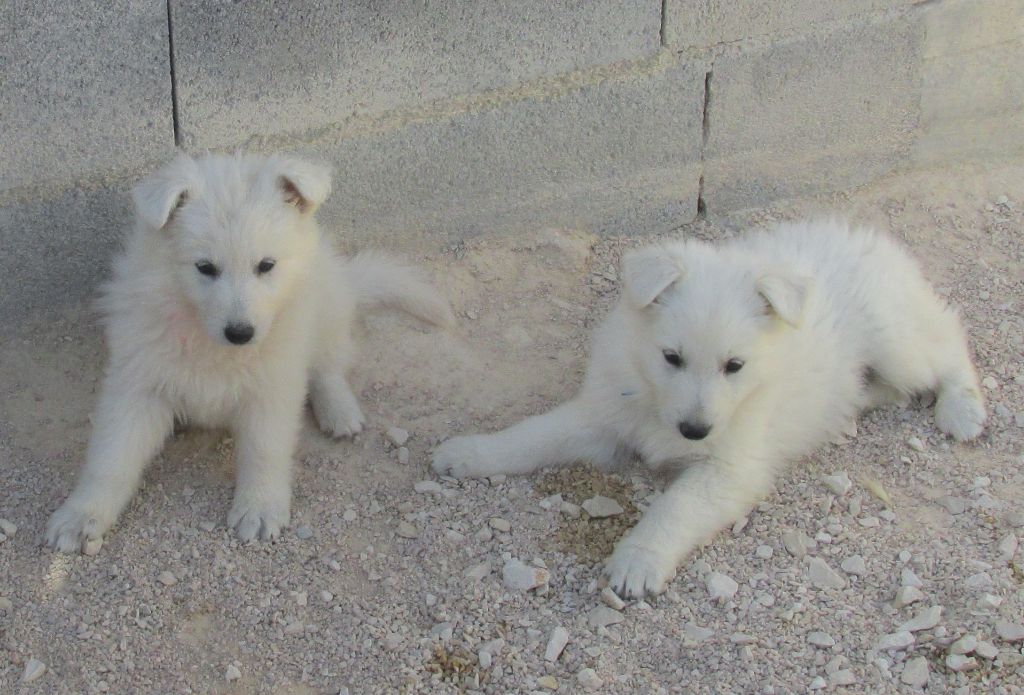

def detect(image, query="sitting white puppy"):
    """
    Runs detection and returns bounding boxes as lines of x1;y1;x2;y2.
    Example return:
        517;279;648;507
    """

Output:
47;152;453;552
433;220;985;598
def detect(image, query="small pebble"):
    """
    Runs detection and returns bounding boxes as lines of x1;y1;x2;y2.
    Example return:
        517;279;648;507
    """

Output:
965;572;993;592
809;676;827;690
945;654;978;672
901;569;923;587
284;621;304;635
978;593;1002;610
807;631;836;648
581;495;624;518
858;516;880;528
342;509;357;522
225;664;241;681
755;544;773;559
295;525;313;540
841;555;866;576
894;585;925;608
83;537;103;556
385;427;409;447
413;480;442;494
898;605;942;632
396;447;410;464
537;675;558;690
706;572;739;601
21;658;45;683
157;571;177;586
998;533;1018;561
995;620;1024;642
396;522;419;539
975;641;999;659
478;650;492;669
906;436;925;452
822;472;852;496
464;561;491;581
830;669;856;686
587;606;625;629
489;517;511;532
877;631;915;650
949;635;977;655
807;557;846;589
782;530;811;558
0;518;17;536
600;586;626;610
981;376;998;390
901;657;929;687
319;590;333;602
938;496;967;515
544;626;569;662
502;559;549;591
0;597;12;611
576;668;602;691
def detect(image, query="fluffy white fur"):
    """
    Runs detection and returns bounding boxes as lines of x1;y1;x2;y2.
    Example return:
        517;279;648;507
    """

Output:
433;220;985;598
47;152;453;552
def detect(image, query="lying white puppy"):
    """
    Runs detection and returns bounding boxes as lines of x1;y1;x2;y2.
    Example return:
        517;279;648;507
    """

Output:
434;219;985;597
47;152;453;552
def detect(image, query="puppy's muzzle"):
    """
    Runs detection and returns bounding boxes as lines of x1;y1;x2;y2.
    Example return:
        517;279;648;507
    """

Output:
678;421;712;440
224;322;255;345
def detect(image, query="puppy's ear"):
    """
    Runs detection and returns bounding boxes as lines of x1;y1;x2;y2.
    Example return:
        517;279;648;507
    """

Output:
131;155;195;230
757;271;811;327
622;246;682;308
276;158;332;214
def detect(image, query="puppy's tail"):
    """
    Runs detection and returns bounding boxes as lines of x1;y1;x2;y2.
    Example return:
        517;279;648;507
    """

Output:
344;251;456;328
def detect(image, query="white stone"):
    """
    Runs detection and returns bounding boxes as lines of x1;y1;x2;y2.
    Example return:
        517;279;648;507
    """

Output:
0;518;17;536
809;676;826;690
478;650;492;669
21;658;45;683
576;668;602;691
898;605;942;633
581;495;624;518
682;622;714;642
587;606;625;629
295;525;313;540
464;561;492;581
830;669;856;686
877;631;915;650
489;517;511;532
822;472;852;496
397;447;410;464
83;537;103;556
783;530;811;558
755;544;773;559
841;555;866;576
900;656;929;687
949;634;977;655
965;572;993;592
545;626;570;662
977;593;1002;609
981;376;998;390
858;516;880;528
413;480;443;494
706;572;739;601
385;426;409;447
225;664;241;681
502;559;549;591
901;568;923;587
157;571;177;586
998;533;1018;561
975;641;999;659
906;436;925;452
995;620;1024;642
600;586;625;610
0;597;11;611
807;557;846;589
342;509;357;522
396;522;419;539
807;631;836;648
938;496;967;515
945;654;978;672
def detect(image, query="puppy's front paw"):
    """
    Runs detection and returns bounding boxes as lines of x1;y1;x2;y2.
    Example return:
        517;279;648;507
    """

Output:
935;387;986;442
228;490;291;542
46;499;112;553
431;435;500;479
603;542;677;599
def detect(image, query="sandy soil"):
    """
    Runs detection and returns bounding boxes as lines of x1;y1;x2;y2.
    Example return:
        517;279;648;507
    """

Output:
1;160;1022;694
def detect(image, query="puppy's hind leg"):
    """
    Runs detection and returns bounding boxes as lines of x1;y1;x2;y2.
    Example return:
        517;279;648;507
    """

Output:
46;380;173;552
432;399;616;480
310;329;365;438
870;299;985;441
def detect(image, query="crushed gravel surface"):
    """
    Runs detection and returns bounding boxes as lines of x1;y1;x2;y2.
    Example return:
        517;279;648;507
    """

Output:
1;162;1023;693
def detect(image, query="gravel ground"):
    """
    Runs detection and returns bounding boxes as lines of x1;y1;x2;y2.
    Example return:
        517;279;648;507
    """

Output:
1;161;1023;694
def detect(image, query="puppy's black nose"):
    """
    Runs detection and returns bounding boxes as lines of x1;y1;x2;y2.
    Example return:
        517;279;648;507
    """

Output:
224;323;255;345
679;421;712;440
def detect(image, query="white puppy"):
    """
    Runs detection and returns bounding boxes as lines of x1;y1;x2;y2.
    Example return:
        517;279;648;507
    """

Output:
433;219;985;598
47;152;453;552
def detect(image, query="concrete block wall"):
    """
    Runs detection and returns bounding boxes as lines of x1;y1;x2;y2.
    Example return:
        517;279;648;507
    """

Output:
1;0;1022;326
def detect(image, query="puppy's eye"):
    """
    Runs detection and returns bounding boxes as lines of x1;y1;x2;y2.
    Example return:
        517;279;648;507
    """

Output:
195;261;220;278
724;358;745;374
256;258;276;275
663;350;684;368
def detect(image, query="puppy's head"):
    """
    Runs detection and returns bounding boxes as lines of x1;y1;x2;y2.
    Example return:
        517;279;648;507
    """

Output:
132;152;331;347
621;242;811;443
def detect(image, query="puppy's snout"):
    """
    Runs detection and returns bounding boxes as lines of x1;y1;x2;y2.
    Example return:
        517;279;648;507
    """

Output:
678;421;712;440
224;322;255;345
